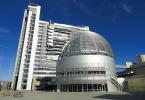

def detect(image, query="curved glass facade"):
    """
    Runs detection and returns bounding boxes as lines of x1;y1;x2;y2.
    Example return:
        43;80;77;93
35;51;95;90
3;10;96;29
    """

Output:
60;32;113;58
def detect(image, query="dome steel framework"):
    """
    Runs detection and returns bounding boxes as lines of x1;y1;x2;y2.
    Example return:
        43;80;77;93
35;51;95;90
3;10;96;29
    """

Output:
61;32;113;58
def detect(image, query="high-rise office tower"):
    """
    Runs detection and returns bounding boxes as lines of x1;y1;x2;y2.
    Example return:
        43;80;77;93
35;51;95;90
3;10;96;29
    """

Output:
136;54;145;63
11;4;89;90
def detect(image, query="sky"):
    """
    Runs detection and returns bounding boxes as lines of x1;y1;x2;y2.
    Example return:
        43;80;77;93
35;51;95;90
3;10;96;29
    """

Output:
0;0;145;81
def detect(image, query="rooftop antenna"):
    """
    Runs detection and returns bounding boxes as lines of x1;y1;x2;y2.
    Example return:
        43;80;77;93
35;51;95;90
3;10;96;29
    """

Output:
49;19;52;26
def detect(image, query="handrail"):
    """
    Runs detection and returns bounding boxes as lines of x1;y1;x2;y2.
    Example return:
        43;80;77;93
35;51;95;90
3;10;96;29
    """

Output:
110;77;124;91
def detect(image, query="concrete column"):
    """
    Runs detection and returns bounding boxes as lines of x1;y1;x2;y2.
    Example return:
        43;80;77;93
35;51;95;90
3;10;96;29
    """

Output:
82;84;84;92
87;84;88;92
92;84;93;92
77;84;78;92
57;85;60;92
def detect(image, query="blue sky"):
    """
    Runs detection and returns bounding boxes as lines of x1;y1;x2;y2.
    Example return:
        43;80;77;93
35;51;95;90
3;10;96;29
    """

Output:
0;0;145;81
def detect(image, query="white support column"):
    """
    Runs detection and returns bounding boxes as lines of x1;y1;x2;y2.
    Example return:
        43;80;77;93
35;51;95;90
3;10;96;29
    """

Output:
16;10;32;90
57;85;60;92
26;6;41;90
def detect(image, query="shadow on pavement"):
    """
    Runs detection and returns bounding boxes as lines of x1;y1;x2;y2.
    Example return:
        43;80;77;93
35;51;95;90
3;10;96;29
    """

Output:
93;92;145;100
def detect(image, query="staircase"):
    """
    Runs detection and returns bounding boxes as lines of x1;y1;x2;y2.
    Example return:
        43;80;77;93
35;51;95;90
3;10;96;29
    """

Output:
110;77;124;91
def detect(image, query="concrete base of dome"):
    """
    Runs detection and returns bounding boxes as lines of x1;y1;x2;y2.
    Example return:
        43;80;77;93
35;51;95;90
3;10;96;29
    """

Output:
56;55;119;92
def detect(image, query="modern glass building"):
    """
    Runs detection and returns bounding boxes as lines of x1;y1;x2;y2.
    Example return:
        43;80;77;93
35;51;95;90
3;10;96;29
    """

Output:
56;32;119;92
11;3;89;90
11;3;122;91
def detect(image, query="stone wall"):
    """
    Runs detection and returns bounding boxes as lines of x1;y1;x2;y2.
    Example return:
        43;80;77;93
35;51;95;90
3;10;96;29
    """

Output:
124;76;145;91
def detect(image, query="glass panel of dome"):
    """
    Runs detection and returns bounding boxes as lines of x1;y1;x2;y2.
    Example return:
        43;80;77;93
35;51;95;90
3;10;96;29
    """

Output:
72;45;80;53
82;35;89;40
80;42;85;50
89;43;96;50
95;41;100;50
98;42;105;51
105;44;111;54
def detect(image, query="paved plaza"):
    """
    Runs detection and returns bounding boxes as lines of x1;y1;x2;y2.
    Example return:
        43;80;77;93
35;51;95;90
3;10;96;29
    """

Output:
0;91;145;100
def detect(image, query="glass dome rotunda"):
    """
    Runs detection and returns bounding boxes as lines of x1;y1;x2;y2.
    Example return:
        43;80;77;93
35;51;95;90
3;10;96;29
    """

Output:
61;32;114;58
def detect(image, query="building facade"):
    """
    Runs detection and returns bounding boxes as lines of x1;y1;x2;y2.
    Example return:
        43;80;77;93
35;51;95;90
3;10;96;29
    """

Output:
136;54;145;63
118;54;145;91
11;3;89;90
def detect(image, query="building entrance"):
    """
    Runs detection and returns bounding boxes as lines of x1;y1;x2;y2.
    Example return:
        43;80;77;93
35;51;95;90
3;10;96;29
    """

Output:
60;84;107;92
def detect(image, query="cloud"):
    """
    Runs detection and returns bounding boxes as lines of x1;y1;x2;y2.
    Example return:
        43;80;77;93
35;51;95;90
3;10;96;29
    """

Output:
0;28;11;33
121;4;132;13
0;44;8;49
71;0;90;14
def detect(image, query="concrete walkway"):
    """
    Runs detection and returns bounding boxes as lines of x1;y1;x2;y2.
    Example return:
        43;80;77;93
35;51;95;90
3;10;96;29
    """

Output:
0;91;145;100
